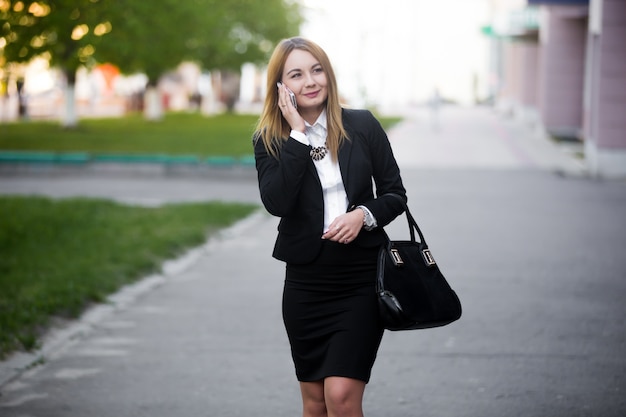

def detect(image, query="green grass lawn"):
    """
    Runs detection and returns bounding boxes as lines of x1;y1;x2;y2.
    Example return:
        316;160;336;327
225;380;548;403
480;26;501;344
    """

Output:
0;112;402;156
0;196;258;358
0;113;260;157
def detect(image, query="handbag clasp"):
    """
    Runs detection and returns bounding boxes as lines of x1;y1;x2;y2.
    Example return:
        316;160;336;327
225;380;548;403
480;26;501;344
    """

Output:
422;249;436;266
390;248;404;266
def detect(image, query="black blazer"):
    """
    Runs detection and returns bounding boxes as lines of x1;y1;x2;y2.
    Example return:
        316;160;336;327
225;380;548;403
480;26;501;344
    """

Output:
254;108;406;264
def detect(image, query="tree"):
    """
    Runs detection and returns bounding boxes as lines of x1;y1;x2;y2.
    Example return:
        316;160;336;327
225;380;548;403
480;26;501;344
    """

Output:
194;0;301;69
94;0;301;117
193;0;302;112
1;0;302;123
0;0;112;126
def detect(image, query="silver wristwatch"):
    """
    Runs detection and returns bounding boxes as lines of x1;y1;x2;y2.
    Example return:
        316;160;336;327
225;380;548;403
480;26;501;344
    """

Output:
357;205;377;231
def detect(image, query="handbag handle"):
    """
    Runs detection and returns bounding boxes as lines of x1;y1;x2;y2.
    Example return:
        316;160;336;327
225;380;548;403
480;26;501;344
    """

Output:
384;193;428;246
383;193;437;267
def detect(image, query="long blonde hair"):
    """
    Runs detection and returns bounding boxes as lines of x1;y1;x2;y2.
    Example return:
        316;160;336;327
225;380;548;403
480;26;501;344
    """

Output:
255;37;348;160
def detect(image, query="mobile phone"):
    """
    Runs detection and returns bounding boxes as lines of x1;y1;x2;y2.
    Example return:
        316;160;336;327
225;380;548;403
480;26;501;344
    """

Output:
277;82;297;109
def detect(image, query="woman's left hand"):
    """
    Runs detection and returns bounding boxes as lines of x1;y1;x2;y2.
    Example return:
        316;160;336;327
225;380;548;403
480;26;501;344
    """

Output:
322;209;365;244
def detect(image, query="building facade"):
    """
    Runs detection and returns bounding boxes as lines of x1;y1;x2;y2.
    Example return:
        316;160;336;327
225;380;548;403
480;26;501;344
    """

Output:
582;0;626;178
487;0;626;178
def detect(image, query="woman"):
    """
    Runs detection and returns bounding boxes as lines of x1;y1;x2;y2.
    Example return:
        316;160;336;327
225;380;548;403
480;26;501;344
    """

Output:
253;37;407;417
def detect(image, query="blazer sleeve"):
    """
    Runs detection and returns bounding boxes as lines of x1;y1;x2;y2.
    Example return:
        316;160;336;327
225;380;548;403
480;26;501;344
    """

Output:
253;134;311;217
356;110;407;227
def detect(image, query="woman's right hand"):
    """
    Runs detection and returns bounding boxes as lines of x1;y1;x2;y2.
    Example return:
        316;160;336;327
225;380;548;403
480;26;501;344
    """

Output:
277;83;306;133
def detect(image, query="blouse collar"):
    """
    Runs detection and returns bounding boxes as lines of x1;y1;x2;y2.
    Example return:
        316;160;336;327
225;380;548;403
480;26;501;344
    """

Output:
305;109;327;133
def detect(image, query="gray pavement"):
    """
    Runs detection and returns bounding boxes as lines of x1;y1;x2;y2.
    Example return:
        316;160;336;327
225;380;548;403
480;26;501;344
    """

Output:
1;105;625;416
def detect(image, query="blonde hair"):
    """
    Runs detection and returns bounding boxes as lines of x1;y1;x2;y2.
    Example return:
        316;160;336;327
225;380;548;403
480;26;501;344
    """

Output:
255;37;348;160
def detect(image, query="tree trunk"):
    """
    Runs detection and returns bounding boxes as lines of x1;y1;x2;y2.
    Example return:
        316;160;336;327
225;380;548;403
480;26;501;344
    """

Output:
15;79;26;120
62;70;78;128
143;86;163;121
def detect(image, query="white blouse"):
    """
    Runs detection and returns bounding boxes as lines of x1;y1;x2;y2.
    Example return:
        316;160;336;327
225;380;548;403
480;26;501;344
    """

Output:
289;110;348;233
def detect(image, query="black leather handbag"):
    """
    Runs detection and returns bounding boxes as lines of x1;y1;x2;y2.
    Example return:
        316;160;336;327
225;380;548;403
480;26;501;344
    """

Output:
376;197;462;331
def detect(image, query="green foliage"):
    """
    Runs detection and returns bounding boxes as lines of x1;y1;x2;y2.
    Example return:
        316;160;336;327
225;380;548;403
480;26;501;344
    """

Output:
0;196;257;357
91;0;197;83
192;0;303;70
0;0;110;78
0;0;302;83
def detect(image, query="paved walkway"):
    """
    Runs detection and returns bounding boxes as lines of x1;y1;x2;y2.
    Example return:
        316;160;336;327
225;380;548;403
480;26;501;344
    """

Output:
1;105;625;417
389;105;585;173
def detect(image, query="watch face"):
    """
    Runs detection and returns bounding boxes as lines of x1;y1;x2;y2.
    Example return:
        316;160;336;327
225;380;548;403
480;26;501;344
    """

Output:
359;206;373;226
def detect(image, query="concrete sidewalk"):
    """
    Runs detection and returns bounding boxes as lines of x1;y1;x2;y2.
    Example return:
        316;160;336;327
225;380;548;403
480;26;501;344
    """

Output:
1;106;625;416
388;105;586;173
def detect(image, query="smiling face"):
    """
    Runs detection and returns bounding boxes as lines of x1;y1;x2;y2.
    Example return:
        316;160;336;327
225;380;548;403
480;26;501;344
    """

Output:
281;49;328;120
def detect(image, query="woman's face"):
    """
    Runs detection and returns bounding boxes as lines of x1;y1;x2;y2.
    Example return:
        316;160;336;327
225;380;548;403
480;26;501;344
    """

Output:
281;49;328;115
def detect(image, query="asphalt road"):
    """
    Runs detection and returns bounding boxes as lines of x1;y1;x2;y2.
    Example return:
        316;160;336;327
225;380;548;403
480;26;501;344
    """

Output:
1;106;625;416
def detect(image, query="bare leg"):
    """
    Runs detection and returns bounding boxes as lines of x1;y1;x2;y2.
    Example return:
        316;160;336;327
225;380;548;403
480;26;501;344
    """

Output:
324;376;366;417
300;380;328;417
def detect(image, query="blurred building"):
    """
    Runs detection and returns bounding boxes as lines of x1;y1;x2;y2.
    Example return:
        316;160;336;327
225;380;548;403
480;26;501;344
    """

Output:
484;0;626;178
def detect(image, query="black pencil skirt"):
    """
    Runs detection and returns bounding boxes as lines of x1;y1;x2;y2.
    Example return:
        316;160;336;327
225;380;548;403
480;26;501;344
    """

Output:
283;240;384;383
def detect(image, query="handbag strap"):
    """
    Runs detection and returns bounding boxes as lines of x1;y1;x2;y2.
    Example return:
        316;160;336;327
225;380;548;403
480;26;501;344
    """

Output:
383;193;428;246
